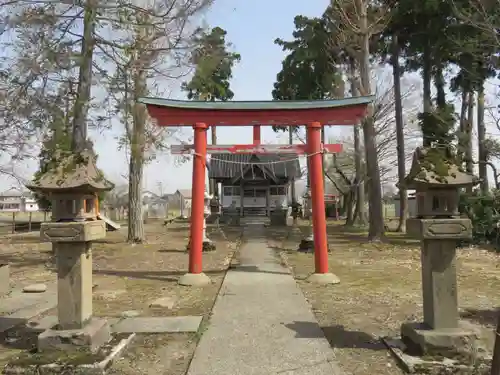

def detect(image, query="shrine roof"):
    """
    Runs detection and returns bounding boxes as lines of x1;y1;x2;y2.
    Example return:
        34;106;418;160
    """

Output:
208;154;300;180
138;96;374;111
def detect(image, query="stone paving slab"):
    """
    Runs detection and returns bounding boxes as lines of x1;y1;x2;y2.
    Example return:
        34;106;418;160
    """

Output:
26;315;121;332
26;315;201;334
0;284;57;315
0;286;57;332
111;316;202;333
186;225;343;375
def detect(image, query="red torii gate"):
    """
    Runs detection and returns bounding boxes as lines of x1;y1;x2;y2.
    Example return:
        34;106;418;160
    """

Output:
140;96;373;286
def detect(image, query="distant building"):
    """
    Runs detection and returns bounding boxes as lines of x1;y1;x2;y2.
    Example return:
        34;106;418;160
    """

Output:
0;188;39;212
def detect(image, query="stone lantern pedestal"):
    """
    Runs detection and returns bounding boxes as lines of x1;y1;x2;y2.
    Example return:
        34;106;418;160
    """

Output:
398;147;483;358
27;150;114;353
402;217;478;356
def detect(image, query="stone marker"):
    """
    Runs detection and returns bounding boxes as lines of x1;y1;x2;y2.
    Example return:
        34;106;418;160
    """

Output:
399;146;482;357
121;310;141;318
149;296;175;309
26;150;115;352
23;284;47;293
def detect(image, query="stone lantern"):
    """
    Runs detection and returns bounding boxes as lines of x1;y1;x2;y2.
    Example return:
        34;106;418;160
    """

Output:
187;191;216;252
202;191;216;252
26;150;114;352
399;146;482;357
298;189;314;252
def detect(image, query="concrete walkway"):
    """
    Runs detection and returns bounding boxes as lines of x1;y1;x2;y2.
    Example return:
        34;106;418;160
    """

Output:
187;224;343;375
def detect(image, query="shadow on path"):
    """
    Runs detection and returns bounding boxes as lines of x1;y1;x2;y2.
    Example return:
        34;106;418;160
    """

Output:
285;321;386;350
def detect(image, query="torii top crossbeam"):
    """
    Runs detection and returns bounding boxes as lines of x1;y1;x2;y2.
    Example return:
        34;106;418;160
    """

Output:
138;96;374;126
140;96;374;283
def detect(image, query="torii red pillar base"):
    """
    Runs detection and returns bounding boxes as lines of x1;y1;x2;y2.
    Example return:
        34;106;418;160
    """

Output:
179;122;211;287
306;122;340;285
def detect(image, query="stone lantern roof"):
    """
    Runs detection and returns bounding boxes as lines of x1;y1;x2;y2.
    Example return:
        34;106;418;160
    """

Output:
400;147;479;190
26;149;114;194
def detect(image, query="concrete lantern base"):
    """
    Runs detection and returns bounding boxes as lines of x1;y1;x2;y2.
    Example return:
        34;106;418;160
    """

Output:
38;318;111;353
401;321;482;357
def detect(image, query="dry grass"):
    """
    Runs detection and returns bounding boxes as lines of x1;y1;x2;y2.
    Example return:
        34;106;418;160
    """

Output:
0;220;241;375
270;222;500;375
91;221;239;318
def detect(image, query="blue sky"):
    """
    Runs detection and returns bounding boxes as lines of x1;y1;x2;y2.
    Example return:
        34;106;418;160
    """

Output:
4;0;500;194
3;0;334;193
135;0;333;194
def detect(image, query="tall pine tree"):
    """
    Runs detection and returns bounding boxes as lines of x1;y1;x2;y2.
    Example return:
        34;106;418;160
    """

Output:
182;26;240;196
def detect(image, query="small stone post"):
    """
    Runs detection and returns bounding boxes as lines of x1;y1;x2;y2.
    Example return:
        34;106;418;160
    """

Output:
399;147;481;357
27;150;114;352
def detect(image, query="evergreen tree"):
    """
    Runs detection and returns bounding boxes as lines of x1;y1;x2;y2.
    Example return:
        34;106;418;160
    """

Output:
182;27;241;102
182;26;240;196
32;83;74;210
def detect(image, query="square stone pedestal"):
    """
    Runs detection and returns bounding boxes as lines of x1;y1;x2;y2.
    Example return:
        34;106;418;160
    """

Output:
0;264;9;296
37;221;110;353
401;321;480;357
38;318;111;353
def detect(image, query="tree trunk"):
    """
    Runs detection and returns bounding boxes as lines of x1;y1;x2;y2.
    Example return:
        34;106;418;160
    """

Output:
422;46;432;147
458;90;468;161
434;65;446;110
477;85;488;193
392;35;407;233
128;153;144;243
71;1;96;151
349;57;367;226
344;191;355;226
356;0;384;240
465;91;474;193
127;64;148;243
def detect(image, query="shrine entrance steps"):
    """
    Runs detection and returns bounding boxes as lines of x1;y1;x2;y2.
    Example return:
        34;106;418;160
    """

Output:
239;215;270;226
186;224;343;375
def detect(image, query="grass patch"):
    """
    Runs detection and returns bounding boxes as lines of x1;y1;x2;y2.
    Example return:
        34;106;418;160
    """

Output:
274;221;500;375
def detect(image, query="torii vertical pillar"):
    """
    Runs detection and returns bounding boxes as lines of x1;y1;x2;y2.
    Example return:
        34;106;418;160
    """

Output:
179;122;211;286
306;122;340;285
253;125;261;145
